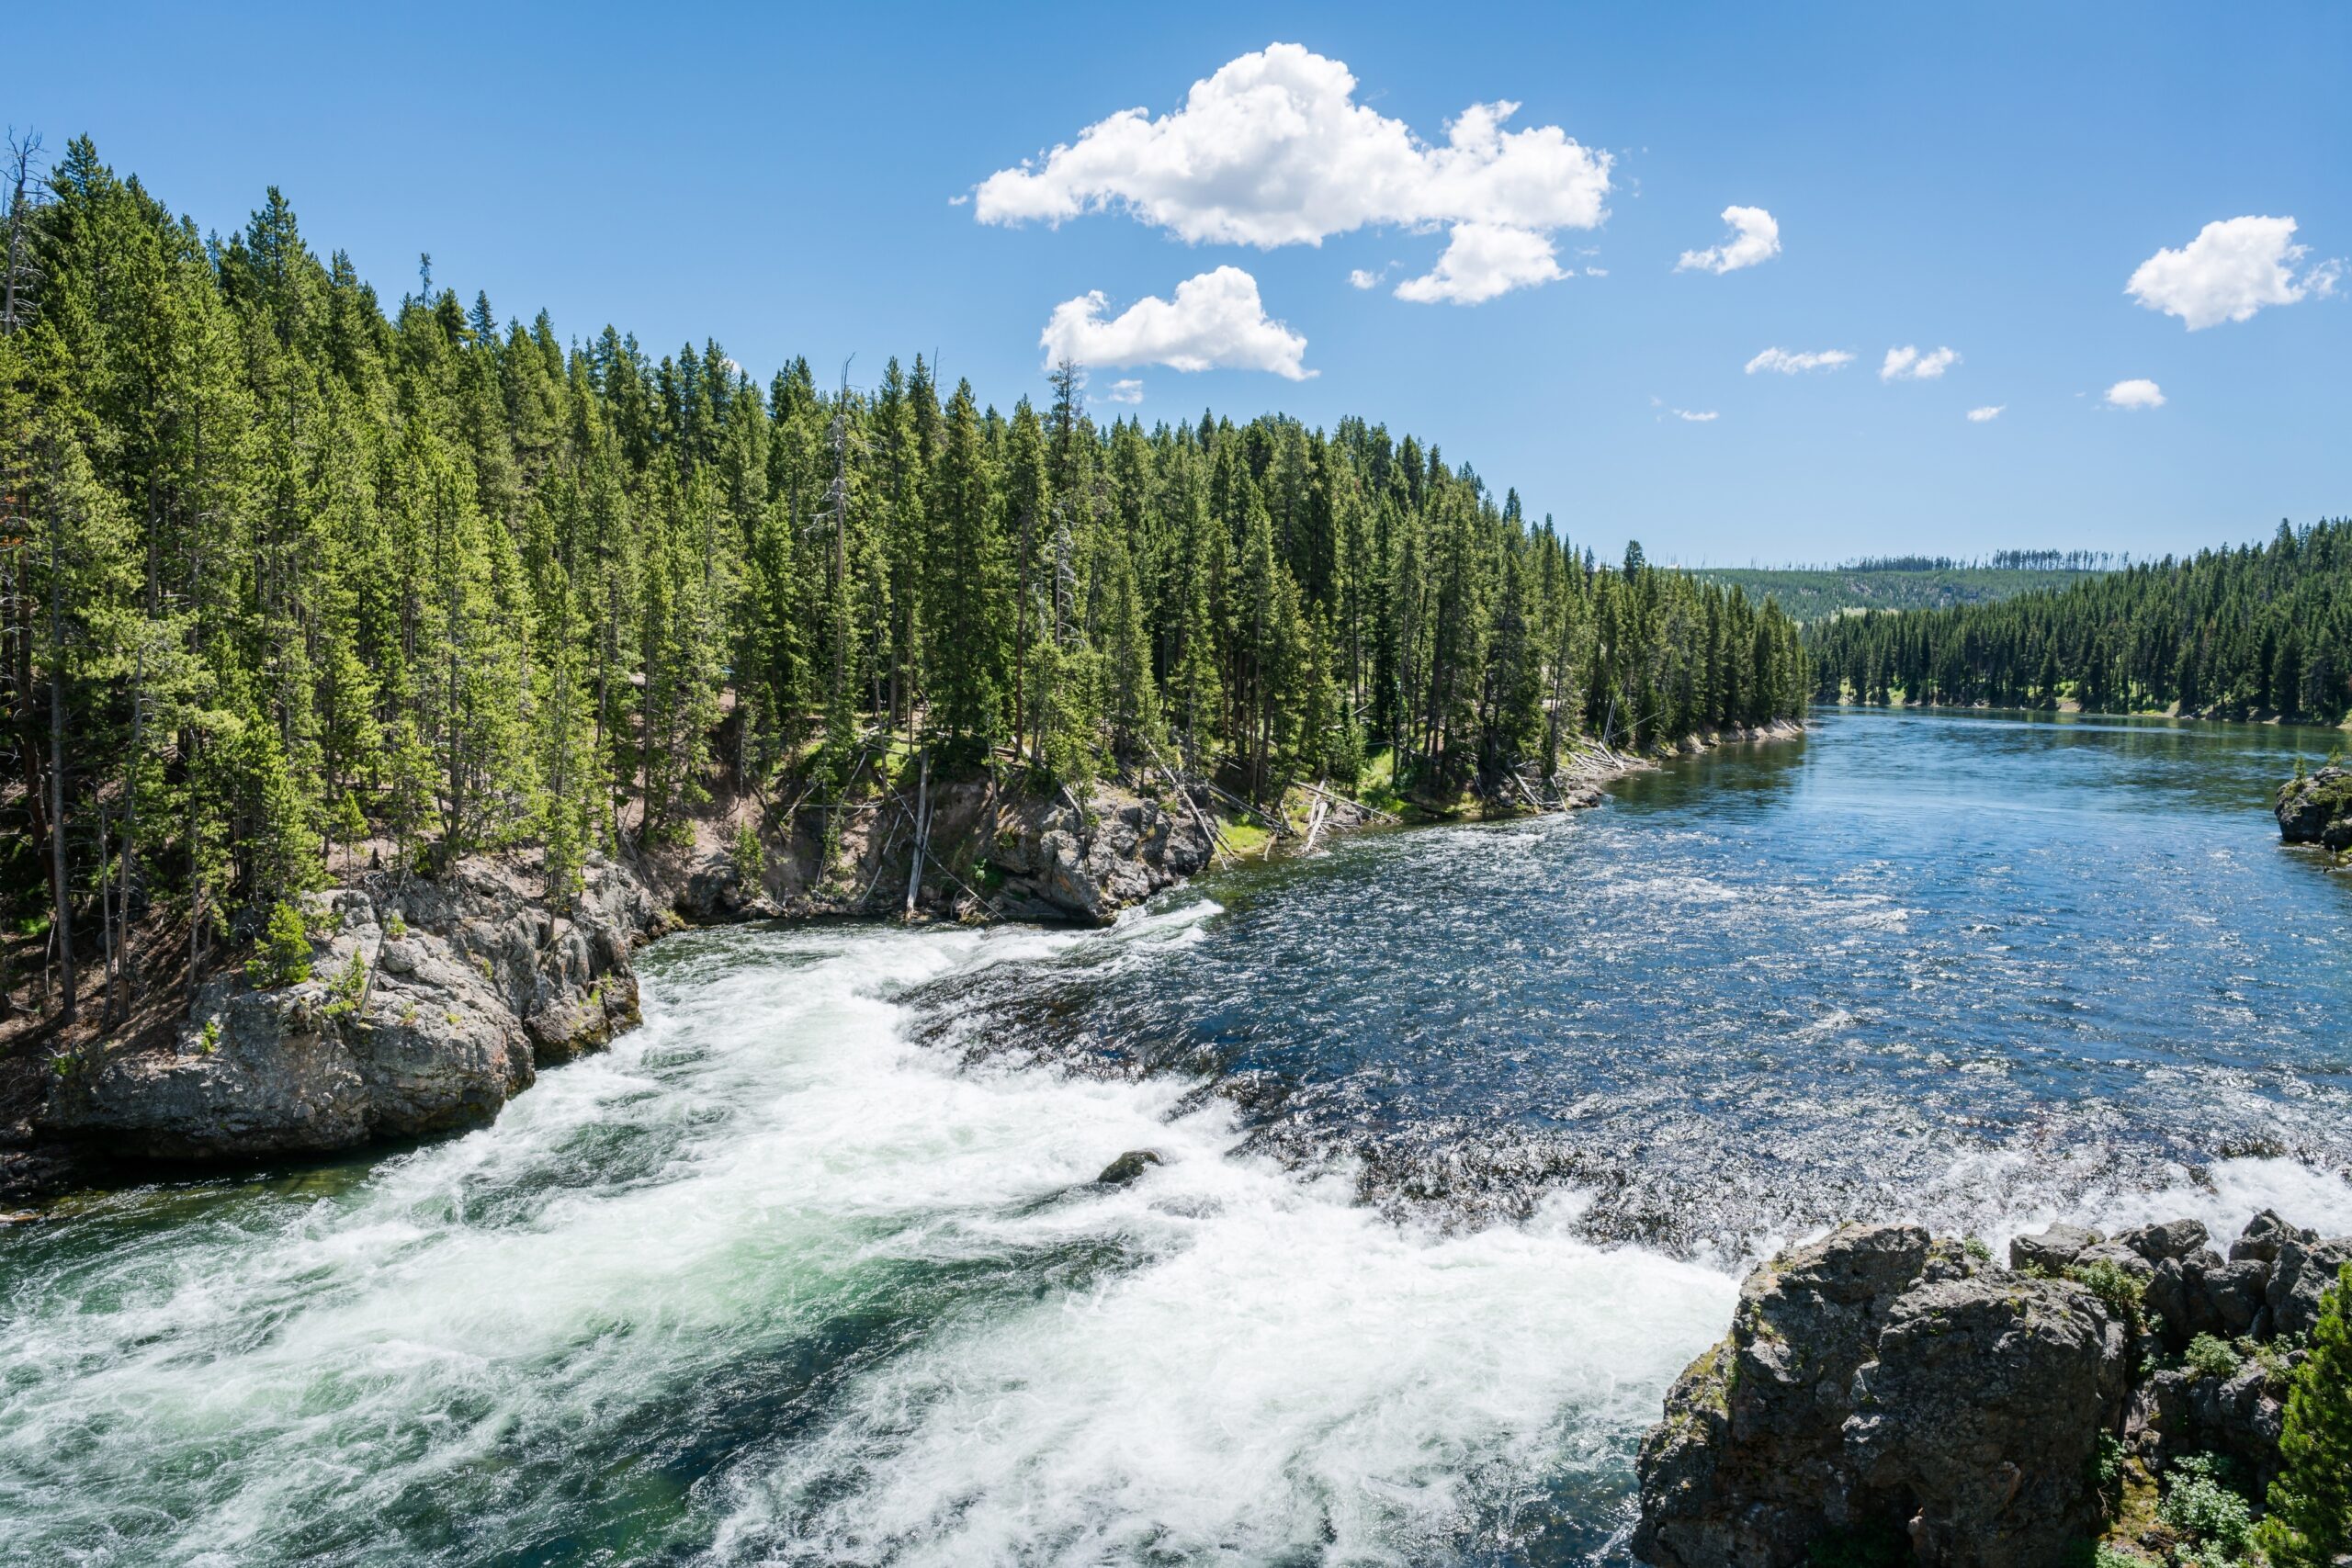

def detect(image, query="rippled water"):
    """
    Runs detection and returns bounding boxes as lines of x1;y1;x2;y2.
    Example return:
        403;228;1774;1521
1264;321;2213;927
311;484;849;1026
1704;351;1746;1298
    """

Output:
3;708;2350;1565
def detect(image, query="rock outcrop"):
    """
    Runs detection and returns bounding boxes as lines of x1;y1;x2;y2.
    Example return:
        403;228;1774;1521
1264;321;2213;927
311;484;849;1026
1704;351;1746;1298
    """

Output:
982;793;1216;923
2276;764;2352;852
41;858;659;1159
1634;1225;2124;1568
1635;1210;2346;1568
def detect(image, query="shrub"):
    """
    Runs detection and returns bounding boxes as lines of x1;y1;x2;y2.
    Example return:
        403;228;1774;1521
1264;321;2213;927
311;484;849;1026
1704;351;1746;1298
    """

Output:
731;820;766;886
384;910;407;940
245;901;314;988
2184;1334;2241;1381
2259;1262;2352;1568
2160;1454;2254;1562
322;953;368;1019
2068;1258;2147;1333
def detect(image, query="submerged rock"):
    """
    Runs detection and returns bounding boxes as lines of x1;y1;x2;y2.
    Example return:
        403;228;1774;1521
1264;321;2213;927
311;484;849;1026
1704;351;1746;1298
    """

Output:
1095;1148;1164;1185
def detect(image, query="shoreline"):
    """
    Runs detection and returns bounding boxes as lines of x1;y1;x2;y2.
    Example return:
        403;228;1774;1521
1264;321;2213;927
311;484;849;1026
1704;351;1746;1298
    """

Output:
4;719;1805;1203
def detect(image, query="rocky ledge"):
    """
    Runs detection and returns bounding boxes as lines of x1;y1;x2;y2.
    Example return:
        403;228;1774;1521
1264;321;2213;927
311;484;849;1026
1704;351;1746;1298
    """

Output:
40;859;662;1159
2276;764;2352;855
1635;1211;2350;1568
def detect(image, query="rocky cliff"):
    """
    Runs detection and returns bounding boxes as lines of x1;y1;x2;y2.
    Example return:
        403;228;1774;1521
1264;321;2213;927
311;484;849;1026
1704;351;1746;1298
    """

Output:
1635;1212;2348;1568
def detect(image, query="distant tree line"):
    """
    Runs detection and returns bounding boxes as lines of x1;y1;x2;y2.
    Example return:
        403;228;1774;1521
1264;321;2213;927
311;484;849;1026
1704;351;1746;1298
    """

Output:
1;140;1805;1021
1806;519;2352;723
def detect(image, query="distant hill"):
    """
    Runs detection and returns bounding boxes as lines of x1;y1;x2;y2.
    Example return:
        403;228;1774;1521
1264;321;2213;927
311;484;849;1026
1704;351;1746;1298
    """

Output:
1690;556;2117;622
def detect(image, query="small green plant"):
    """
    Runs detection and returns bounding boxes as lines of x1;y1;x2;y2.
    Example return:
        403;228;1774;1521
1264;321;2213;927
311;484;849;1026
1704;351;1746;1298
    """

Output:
383;910;407;940
2184;1334;2242;1381
2160;1454;2255;1562
48;1053;75;1077
322;952;368;1019
399;1001;418;1026
1963;1235;1992;1263
473;953;493;980
246;901;314;988
198;1018;221;1055
2067;1258;2147;1333
444;1010;461;1028
2090;1431;2126;1500
731;820;766;886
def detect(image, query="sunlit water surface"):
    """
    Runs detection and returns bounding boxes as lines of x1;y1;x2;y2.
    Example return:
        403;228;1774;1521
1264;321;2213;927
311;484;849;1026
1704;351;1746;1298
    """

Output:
4;708;2349;1565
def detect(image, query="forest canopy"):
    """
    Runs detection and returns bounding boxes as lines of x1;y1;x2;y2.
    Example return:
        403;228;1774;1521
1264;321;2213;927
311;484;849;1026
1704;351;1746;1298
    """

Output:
0;139;1805;1019
1804;518;2352;723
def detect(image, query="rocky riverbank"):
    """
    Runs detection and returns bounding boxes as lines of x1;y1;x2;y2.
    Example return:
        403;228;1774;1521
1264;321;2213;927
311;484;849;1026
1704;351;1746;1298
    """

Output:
6;722;1804;1195
1635;1212;2350;1568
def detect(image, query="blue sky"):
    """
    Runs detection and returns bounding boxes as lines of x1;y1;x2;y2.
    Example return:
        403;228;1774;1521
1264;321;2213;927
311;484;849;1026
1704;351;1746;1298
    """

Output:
18;2;2348;564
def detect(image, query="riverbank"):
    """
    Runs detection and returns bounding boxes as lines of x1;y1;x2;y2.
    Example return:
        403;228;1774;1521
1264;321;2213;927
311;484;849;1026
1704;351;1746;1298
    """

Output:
1637;1210;2350;1568
4;721;1804;1201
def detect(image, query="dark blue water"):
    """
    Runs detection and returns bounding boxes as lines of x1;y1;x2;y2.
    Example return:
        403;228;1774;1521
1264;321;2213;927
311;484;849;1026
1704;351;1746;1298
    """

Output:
919;706;2352;1253
4;706;2348;1567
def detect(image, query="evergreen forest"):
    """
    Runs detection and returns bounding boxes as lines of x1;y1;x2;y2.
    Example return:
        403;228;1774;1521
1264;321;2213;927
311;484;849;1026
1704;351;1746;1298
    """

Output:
1804;518;2352;724
0;141;1807;1022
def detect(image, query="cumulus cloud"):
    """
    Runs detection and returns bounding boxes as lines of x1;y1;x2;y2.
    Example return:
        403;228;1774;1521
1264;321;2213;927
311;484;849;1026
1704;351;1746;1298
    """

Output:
1881;344;1960;381
1677;206;1781;274
1347;267;1382;289
1104;378;1145;404
1039;266;1313;379
973;43;1610;303
1395;221;1566;304
1745;346;1853;375
2126;216;2339;330
1966;405;2005;422
2105;378;2164;410
1673;409;1719;423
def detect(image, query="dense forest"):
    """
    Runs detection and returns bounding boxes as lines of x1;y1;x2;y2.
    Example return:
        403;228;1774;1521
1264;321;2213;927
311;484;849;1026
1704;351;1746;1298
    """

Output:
0;140;1805;1024
1805;517;2352;723
1697;562;2111;623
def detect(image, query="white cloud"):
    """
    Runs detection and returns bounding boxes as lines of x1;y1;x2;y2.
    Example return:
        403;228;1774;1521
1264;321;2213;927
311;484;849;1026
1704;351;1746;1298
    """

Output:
1347;267;1381;289
1745;346;1853;375
2105;378;2165;410
1881;344;1960;381
1104;378;1145;404
1966;405;2005;422
972;43;1610;303
1673;408;1719;423
1039;265;1314;379
1584;265;1608;276
1395;221;1565;304
2126;215;2339;330
1676;205;1780;274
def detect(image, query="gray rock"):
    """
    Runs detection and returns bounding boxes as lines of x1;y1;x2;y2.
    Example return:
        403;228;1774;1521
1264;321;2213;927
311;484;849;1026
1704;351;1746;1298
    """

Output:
1095;1149;1164;1185
2268;1235;2352;1338
2232;1208;2312;1265
2276;765;2351;845
2118;1217;2209;1265
2072;1239;2156;1281
1634;1224;1930;1568
2197;1258;2271;1338
42;860;657;1159
2009;1223;2099;1273
1844;1275;2128;1568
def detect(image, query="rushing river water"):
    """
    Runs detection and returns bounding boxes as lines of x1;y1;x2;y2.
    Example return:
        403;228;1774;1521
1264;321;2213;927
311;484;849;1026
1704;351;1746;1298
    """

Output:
6;708;2352;1566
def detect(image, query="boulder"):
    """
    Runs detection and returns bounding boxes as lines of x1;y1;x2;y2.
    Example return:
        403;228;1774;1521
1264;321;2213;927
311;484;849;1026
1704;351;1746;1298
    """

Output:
2117;1217;2209;1266
2275;765;2351;846
2009;1224;2099;1273
988;791;1214;925
2231;1208;2312;1265
2268;1235;2352;1338
1634;1224;1930;1568
1095;1149;1164;1185
1844;1275;2128;1567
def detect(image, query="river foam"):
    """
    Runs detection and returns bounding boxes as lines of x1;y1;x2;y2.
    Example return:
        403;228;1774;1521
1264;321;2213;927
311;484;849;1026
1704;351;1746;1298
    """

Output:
0;915;1735;1566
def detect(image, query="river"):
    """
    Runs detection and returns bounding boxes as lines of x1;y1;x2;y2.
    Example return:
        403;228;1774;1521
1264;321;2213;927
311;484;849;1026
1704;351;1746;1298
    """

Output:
4;708;2350;1565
